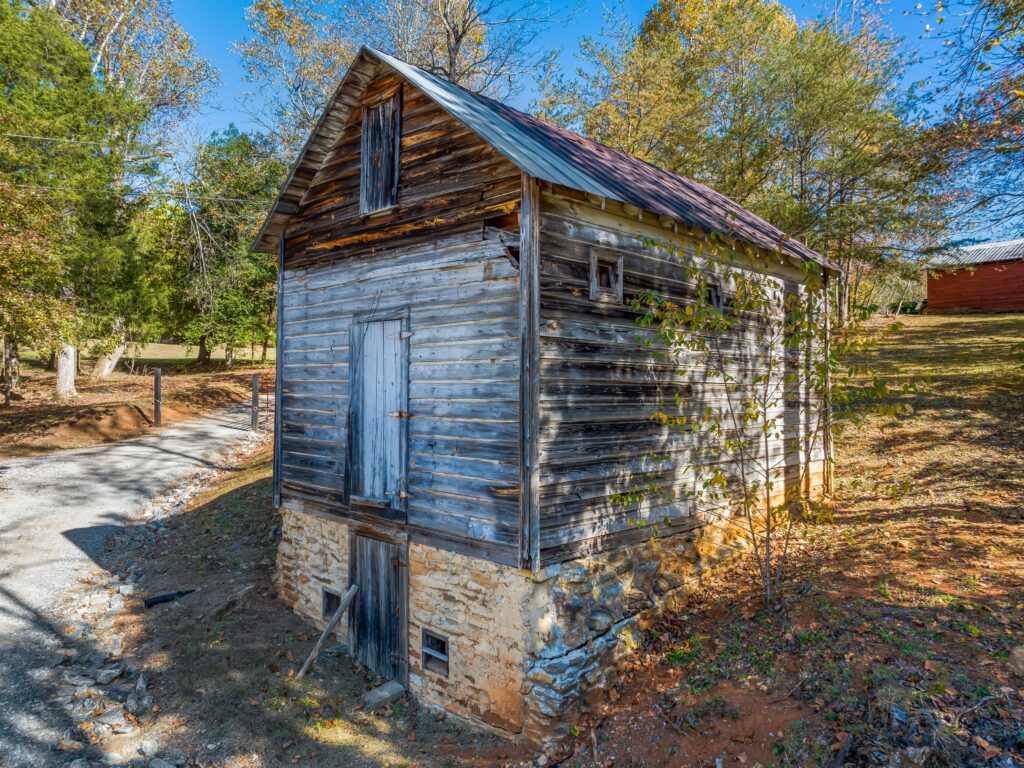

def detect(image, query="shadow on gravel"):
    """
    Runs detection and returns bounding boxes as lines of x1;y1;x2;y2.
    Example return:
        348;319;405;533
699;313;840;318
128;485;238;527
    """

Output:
0;580;137;768
46;453;514;768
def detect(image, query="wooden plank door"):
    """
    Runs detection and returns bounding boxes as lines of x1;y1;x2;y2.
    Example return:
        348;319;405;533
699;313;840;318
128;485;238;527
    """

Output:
352;318;407;517
349;534;405;680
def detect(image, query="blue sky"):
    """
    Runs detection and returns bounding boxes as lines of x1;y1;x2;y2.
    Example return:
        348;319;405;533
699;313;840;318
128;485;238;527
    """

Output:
175;0;943;138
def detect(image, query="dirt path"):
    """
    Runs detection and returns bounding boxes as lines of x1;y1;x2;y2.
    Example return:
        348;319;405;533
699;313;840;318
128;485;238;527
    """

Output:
0;404;256;766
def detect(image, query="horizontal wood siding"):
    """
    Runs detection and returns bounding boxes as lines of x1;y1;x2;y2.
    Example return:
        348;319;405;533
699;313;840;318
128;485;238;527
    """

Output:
927;260;1024;313
536;192;823;564
284;71;521;270
279;237;522;563
277;68;524;565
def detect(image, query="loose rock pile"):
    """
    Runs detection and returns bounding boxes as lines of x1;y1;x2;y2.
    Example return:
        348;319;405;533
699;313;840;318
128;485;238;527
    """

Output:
136;430;269;524
51;567;174;766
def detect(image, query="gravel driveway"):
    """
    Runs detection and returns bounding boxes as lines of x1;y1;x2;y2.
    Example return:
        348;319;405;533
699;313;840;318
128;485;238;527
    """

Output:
0;404;256;765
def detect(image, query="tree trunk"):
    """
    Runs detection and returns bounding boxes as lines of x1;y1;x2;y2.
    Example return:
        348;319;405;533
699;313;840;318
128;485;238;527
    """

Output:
838;278;850;327
45;348;57;371
260;337;269;363
225;346;234;368
892;284;909;318
56;344;78;399
2;336;11;408
91;343;125;379
197;334;211;364
822;273;835;496
91;319;126;380
9;341;20;391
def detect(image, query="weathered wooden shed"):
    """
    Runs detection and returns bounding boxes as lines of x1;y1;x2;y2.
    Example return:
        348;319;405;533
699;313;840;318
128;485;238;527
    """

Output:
254;47;836;743
927;238;1024;313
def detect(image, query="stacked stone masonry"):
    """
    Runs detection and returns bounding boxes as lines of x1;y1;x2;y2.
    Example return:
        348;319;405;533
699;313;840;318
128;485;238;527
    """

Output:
407;543;542;732
275;486;820;745
276;507;351;645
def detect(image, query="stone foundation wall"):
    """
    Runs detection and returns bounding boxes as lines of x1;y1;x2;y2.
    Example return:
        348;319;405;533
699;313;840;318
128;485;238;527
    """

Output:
399;517;752;744
274;506;750;743
520;518;749;743
275;461;826;745
276;505;350;642
407;544;547;733
518;460;828;744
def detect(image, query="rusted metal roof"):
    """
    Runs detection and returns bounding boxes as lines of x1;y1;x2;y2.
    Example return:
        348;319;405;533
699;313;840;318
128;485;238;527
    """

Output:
255;47;834;271
929;238;1024;268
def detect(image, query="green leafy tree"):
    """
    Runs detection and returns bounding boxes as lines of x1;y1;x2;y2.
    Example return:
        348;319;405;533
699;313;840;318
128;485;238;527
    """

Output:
48;0;218;380
52;0;217;139
0;180;69;405
0;0;148;396
930;0;1024;229
536;0;953;323
165;127;286;365
76;194;181;379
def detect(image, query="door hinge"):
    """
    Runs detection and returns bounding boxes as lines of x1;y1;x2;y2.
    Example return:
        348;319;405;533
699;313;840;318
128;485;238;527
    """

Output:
383;489;410;500
389;410;413;420
392;331;413;339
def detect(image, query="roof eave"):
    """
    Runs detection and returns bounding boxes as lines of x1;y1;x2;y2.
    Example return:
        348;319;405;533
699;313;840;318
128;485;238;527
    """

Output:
253;46;837;274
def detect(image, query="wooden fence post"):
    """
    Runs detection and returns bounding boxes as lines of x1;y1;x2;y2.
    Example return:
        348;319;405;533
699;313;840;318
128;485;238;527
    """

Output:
251;373;260;431
153;368;162;427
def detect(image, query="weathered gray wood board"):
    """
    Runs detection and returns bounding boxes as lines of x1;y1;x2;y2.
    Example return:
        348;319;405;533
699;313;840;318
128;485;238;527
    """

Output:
350;534;404;680
359;91;401;214
285;71;521;270
534;191;824;564
279;237;522;561
277;70;524;564
273;62;825;573
352;318;405;504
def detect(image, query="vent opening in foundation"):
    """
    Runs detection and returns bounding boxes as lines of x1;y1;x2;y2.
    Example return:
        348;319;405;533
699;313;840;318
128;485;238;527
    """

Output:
422;629;449;678
322;587;341;619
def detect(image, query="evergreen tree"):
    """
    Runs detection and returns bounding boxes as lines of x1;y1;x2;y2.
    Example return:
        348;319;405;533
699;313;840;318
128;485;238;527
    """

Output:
0;0;147;396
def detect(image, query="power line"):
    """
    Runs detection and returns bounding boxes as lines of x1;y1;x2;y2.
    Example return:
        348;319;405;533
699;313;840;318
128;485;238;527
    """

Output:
11;182;273;206
0;132;116;147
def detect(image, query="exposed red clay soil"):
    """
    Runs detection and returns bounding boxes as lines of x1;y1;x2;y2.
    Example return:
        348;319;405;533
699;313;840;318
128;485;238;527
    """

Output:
0;362;271;458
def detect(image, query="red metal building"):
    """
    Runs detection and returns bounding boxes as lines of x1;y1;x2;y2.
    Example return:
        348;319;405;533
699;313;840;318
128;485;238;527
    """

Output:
927;238;1024;313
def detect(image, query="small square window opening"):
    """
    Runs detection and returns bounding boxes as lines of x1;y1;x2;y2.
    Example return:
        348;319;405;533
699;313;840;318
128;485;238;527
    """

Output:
589;252;624;303
322;588;341;619
422;628;449;678
706;282;725;312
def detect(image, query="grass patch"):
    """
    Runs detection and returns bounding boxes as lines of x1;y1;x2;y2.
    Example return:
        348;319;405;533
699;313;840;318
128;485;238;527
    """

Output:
569;314;1024;768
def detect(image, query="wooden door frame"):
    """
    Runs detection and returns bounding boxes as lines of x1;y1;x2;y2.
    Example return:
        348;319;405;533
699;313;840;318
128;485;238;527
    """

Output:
348;526;409;686
346;308;410;522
